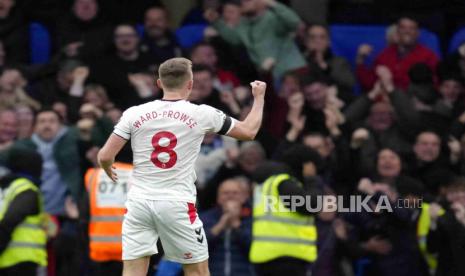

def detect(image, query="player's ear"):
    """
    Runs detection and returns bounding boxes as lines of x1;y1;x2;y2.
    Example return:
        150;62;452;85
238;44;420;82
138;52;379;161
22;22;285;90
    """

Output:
156;79;163;89
186;79;193;90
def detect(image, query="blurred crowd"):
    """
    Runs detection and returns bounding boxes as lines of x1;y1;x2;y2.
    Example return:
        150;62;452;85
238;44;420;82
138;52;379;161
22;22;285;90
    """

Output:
1;0;465;276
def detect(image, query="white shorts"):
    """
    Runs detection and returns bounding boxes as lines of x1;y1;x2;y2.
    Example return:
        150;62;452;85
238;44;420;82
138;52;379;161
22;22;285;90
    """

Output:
122;198;209;264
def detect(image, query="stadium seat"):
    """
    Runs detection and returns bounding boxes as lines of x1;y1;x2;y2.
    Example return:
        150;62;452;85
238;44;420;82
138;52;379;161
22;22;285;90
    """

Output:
154;259;182;276
136;23;145;37
330;24;441;67
449;27;465;53
29;22;51;64
175;24;208;49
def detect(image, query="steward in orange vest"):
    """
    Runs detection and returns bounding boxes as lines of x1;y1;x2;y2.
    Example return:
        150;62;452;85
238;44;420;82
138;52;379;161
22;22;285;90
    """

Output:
84;162;132;268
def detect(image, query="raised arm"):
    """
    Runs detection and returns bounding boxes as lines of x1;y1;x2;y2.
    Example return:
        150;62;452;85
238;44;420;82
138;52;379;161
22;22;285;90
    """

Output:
97;133;128;181
205;9;242;46
227;81;266;140
266;0;301;34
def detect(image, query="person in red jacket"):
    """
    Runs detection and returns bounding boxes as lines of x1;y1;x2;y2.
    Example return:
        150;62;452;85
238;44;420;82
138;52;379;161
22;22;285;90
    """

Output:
356;16;439;92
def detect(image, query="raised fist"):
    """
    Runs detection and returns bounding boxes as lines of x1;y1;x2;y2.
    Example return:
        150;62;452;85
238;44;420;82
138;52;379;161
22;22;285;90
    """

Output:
358;178;374;195
73;66;89;82
356;44;373;64
250;80;267;98
351;128;370;148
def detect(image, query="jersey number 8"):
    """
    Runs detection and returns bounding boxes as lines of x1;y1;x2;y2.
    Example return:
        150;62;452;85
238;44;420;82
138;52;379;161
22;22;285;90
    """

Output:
151;131;178;169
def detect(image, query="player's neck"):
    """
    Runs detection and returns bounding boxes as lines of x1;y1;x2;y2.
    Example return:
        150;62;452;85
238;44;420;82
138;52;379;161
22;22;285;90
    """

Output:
162;91;187;101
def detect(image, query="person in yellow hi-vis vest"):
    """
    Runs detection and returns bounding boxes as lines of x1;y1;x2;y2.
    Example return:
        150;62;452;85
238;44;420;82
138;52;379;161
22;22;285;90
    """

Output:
417;202;444;275
250;145;323;276
83;162;133;276
426;179;465;276
0;148;47;275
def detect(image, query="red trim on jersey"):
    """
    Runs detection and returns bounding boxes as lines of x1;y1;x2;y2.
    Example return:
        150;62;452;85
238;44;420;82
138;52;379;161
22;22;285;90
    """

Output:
187;203;197;224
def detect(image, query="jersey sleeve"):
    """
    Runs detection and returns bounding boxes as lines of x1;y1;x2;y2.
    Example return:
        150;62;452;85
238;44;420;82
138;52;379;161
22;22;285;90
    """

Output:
198;104;236;135
113;108;133;140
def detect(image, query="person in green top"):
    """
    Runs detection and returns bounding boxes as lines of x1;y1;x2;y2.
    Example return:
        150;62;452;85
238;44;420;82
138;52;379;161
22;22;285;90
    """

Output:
205;0;306;81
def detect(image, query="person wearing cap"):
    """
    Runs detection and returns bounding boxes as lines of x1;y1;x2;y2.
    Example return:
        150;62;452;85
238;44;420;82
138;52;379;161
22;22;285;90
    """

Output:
249;144;322;276
0;148;47;275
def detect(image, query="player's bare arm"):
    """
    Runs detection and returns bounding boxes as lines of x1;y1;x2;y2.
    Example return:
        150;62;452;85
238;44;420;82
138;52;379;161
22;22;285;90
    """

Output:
227;80;266;140
97;133;128;181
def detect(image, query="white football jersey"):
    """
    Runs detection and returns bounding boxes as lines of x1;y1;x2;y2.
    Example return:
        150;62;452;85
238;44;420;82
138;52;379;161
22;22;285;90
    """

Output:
113;99;235;203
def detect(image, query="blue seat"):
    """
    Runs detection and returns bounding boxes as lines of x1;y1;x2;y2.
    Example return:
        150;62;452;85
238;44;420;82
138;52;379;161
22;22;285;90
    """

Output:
136;24;145;37
29;22;51;64
449;27;465;53
330;24;441;67
175;24;207;49
154;259;182;276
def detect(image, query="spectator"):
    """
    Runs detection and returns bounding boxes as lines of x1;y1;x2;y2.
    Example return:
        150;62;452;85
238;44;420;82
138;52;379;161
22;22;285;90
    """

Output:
356;17;439;91
201;178;254;276
33;60;83;112
0;69;40;109
81;162;133;276
105;107;123;125
82;84;115;112
374;64;454;136
182;0;220;26
0;0;29;63
8;109;81;214
201;141;266;210
191;64;239;116
89;24;158;109
372;148;424;196
274;94;352;194
427;178;465;276
141;6;182;65
250;145;322;276
406;131;454;198
350;176;429;276
344;80;415;173
9;109;83;275
0;69;40;111
56;0;113;61
205;0;306;80
262;72;300;138
0;109;16;152
436;74;465;118
0;148;46;275
302;132;352;194
303;24;355;92
385;24;399;46
14;104;34;139
190;42;241;89
195;134;238;189
298;75;347;135
221;0;242;27
312;215;357;276
438;42;465;81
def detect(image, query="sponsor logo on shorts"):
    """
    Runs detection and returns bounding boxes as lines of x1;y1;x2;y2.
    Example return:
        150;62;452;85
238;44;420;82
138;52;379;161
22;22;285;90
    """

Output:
195;227;204;244
184;252;193;259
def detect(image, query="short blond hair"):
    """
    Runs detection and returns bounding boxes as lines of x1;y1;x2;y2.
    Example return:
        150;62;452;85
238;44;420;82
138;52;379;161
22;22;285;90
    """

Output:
158;58;192;90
